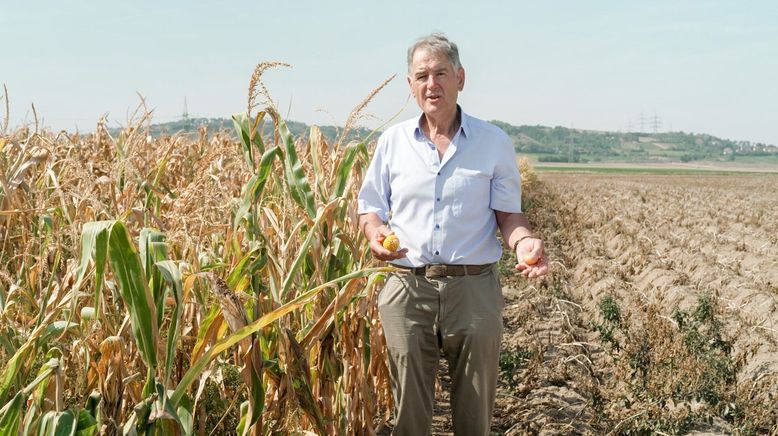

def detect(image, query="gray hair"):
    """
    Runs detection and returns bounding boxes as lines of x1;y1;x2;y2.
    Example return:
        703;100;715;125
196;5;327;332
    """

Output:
407;33;463;73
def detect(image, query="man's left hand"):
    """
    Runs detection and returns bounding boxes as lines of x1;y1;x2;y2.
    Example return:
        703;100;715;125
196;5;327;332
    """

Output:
515;237;548;278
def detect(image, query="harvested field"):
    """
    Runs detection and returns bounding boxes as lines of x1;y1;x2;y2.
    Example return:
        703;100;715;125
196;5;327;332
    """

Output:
482;173;778;434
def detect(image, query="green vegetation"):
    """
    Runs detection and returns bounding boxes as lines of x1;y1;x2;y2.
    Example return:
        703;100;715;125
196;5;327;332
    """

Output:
590;294;765;434
592;295;622;352
491;121;778;164
499;347;536;391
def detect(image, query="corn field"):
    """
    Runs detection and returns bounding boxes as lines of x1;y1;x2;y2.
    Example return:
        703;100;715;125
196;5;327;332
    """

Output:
0;66;398;434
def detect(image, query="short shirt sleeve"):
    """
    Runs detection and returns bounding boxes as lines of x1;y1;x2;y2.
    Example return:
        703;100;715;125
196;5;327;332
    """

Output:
489;134;522;213
357;135;391;221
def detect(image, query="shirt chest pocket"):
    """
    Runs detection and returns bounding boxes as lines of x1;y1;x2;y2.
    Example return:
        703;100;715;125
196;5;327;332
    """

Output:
449;168;491;217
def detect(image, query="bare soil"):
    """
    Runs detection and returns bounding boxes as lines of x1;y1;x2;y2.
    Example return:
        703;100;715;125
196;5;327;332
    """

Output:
534;161;778;173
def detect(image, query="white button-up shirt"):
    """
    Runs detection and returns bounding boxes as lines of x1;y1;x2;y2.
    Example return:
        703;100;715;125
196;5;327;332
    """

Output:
358;109;522;267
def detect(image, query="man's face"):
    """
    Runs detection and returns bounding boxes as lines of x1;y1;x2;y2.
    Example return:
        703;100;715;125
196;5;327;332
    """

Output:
407;48;465;119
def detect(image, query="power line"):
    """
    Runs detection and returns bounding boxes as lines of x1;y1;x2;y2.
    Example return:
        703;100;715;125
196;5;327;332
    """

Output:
651;113;662;133
182;97;189;121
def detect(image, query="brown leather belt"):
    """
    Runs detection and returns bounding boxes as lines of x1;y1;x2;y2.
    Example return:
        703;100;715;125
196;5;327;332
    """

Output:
394;263;494;278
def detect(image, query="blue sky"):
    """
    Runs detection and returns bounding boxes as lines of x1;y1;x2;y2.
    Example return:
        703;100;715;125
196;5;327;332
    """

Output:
2;1;777;144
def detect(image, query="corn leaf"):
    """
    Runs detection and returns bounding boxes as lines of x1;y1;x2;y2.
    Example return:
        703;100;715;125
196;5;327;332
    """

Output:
226;247;260;290
171;266;390;405
38;409;77;436
0;342;33;402
74;221;113;316
236;401;249;436
281;198;341;300
251;111;267;154
246;355;264;433
0;357;59;433
300;271;387;350
139;228;168;326
190;305;222;366
154;260;183;387
106;221;158;370
75;409;97;436
42;321;80;342
276;116;316;218
330;141;368;200
233;113;255;171
308;126;326;200
233;146;280;233
0;391;23;434
147;381;184;432
22;403;41;436
251;146;280;205
233;112;266;171
23;358;59;398
175;393;193;436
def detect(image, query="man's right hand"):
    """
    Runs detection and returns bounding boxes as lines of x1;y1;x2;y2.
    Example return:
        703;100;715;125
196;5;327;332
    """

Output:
369;227;408;262
360;213;408;262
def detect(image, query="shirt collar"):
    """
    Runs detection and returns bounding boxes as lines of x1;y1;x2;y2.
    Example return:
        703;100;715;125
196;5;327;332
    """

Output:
412;105;470;141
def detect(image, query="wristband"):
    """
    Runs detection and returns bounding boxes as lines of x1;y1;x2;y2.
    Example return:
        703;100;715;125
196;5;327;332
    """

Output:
512;234;535;251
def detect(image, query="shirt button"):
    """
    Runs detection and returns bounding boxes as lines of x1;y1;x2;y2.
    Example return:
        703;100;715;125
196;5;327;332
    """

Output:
435;251;439;255
436;198;441;202
435;224;440;229
437;172;441;175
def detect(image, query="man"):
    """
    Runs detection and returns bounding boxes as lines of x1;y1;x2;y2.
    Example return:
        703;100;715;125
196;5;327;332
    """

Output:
358;33;548;435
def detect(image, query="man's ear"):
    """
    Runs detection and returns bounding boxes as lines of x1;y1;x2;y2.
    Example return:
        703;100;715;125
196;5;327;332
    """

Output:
457;68;465;91
407;75;414;96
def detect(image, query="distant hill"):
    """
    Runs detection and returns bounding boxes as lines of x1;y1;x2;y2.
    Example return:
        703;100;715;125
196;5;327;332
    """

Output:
490;121;778;164
121;117;777;164
117;117;374;144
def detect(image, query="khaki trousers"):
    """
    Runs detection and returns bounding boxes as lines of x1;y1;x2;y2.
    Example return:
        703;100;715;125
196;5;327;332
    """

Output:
377;265;504;436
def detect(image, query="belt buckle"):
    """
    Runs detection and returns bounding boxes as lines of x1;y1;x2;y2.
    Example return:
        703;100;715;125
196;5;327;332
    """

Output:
425;264;446;278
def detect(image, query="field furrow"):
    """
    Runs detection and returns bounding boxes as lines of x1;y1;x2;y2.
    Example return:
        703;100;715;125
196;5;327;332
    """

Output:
492;173;778;435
